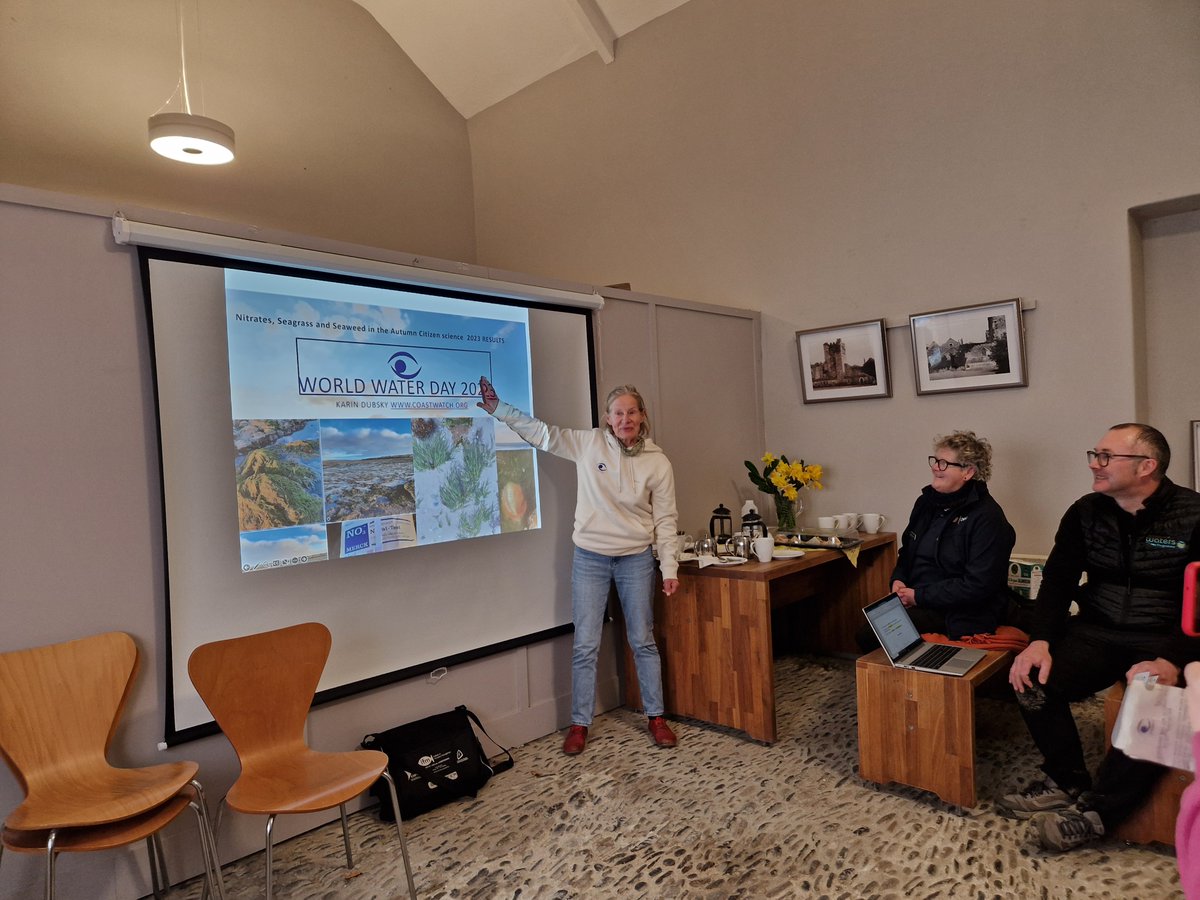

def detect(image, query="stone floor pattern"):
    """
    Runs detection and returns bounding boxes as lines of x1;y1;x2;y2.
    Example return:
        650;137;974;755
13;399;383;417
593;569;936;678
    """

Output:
174;656;1182;899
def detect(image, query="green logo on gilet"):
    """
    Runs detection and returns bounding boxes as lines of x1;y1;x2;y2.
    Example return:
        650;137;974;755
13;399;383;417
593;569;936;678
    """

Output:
1143;536;1187;550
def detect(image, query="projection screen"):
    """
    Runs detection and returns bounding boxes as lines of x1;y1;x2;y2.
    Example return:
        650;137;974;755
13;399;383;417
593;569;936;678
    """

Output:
134;230;598;744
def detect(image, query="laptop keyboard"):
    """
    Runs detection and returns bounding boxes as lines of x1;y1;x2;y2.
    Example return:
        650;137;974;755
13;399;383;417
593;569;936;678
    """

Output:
909;643;958;669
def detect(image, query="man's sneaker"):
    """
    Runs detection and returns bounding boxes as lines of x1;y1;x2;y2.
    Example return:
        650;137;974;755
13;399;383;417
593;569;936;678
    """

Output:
996;777;1080;819
562;724;588;755
1034;809;1105;851
647;716;677;748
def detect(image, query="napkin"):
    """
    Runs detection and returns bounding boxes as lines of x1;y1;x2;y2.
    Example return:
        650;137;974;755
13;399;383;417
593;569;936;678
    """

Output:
796;545;859;567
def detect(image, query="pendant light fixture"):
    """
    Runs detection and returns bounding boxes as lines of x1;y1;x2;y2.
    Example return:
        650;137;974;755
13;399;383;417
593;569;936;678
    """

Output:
148;0;235;165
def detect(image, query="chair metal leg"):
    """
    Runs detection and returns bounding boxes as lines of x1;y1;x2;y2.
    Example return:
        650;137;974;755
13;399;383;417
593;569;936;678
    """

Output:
144;836;159;898
380;769;418;900
264;813;277;900
44;830;58;900
200;794;228;900
339;803;354;870
189;780;227;900
147;833;168;898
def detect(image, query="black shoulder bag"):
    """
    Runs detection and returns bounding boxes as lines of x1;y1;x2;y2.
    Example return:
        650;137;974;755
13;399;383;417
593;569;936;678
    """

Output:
361;704;514;820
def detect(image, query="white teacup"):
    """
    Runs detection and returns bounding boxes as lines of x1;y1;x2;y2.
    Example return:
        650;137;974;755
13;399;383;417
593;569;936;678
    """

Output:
817;516;836;530
861;513;887;534
835;513;861;531
752;536;774;562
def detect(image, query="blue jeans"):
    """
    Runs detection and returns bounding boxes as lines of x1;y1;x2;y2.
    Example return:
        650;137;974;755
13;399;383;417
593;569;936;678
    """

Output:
570;546;664;726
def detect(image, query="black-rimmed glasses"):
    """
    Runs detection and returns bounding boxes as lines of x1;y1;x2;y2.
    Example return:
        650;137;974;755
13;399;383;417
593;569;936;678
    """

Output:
928;456;968;472
1086;450;1149;467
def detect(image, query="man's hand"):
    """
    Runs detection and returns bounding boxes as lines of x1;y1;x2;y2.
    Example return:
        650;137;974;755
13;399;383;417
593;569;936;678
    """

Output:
662;578;679;597
477;376;499;414
1127;657;1181;687
1009;639;1052;692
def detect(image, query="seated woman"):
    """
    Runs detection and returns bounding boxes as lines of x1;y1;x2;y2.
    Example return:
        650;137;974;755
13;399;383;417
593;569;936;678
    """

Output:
860;431;1015;648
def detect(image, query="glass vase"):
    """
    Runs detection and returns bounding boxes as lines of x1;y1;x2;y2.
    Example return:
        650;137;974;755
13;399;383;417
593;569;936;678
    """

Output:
774;494;800;532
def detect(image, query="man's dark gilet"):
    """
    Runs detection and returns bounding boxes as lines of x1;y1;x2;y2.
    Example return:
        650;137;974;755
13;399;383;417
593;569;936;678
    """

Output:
1077;479;1200;630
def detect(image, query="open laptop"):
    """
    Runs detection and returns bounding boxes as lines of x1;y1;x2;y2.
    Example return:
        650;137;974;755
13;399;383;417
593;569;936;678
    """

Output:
862;593;986;676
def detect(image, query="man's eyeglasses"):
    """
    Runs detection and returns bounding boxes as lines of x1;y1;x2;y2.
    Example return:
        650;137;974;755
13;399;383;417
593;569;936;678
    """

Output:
1086;450;1149;467
928;456;969;472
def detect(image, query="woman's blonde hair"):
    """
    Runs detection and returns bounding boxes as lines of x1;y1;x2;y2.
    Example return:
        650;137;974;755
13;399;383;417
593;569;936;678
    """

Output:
935;431;993;482
604;384;651;439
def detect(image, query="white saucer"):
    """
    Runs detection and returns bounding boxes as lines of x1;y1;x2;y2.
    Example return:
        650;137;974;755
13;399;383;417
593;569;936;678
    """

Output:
772;547;805;559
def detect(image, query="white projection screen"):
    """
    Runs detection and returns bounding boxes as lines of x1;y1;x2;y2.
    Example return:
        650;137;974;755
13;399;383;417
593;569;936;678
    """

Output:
140;245;597;743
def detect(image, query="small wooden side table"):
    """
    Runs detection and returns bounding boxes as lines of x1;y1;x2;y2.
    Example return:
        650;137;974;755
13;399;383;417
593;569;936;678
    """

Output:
1103;680;1193;846
856;647;1012;807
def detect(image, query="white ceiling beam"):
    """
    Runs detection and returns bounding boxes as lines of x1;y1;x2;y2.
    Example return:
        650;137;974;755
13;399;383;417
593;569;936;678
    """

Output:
567;0;616;63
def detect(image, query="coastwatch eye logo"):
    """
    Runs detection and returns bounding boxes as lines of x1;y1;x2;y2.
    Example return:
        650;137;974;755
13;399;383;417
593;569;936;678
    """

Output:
388;351;422;379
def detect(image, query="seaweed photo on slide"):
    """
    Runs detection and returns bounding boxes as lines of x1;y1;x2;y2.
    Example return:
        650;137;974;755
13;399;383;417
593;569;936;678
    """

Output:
233;419;324;531
319;419;415;523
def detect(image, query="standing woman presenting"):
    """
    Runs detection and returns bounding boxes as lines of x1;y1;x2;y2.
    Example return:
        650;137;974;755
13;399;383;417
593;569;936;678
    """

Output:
478;376;680;755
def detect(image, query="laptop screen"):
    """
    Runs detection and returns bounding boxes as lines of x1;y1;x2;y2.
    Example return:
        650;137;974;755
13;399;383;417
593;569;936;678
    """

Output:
863;593;924;661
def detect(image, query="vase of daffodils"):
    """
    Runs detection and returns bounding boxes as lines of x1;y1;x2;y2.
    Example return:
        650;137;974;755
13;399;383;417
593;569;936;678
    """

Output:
744;453;823;532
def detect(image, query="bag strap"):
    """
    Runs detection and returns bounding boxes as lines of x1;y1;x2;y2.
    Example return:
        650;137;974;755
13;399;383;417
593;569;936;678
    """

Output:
458;704;515;774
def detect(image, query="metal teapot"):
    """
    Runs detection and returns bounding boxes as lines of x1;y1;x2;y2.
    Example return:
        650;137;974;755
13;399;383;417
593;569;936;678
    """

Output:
727;533;752;560
741;508;769;541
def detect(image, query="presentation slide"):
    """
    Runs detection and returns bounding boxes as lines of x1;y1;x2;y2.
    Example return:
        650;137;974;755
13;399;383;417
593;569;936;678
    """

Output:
224;270;539;571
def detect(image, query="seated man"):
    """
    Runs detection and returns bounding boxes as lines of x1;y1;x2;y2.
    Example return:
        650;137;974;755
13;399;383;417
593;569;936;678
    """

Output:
1001;423;1200;850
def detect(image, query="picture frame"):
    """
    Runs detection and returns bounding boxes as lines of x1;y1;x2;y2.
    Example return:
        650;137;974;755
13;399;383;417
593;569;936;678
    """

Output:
795;319;891;403
1192;420;1200;490
909;298;1027;396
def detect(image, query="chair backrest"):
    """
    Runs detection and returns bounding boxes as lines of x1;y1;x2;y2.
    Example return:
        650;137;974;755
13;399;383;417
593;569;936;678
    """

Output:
0;632;138;798
188;622;332;766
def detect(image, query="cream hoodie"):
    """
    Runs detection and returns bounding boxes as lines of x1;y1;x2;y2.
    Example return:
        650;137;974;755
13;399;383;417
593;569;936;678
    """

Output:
492;401;679;580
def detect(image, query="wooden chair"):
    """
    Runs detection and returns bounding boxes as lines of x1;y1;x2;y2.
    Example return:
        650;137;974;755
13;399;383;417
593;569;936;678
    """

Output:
188;622;417;900
0;632;224;900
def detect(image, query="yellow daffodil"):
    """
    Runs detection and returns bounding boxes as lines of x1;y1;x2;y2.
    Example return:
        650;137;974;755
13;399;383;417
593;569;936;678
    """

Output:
744;452;824;496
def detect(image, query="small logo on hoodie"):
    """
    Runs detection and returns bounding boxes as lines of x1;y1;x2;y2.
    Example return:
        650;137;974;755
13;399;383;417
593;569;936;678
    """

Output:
597;462;608;472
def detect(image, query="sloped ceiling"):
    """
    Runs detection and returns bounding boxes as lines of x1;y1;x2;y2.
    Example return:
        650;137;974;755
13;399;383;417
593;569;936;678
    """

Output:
352;0;692;118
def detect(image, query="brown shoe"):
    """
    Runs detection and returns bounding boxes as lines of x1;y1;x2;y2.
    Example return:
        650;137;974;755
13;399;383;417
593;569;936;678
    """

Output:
647;716;677;748
562;724;588;755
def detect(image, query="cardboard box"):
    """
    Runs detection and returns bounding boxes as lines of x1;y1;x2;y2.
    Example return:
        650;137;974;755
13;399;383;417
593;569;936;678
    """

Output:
1008;554;1047;600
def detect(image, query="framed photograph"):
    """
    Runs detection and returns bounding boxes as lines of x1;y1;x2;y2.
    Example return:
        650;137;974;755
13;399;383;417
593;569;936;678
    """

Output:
909;298;1027;396
1192;420;1200;490
795;319;891;403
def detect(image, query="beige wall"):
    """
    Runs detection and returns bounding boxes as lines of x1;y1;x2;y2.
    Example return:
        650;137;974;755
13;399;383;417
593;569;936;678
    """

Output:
0;0;476;260
469;0;1200;553
1142;210;1200;488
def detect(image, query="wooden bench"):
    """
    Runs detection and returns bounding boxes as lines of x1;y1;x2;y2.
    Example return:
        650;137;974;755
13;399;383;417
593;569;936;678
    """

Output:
856;648;1012;807
1103;680;1193;846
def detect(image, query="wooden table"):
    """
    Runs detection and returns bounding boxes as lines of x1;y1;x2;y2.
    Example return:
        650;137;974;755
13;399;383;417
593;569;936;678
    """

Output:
855;647;1011;807
622;532;897;743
